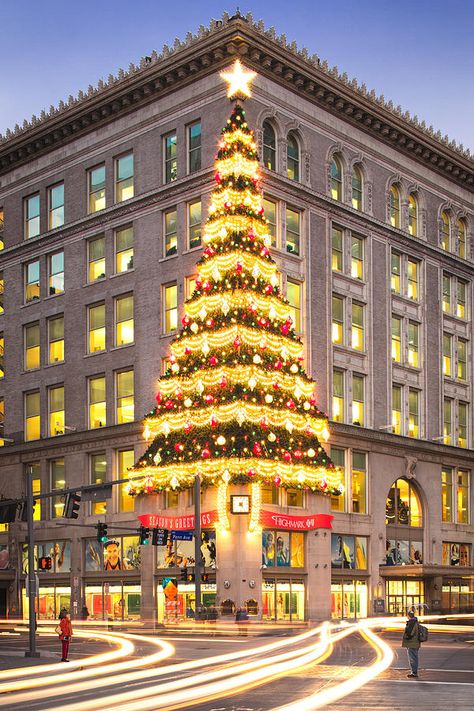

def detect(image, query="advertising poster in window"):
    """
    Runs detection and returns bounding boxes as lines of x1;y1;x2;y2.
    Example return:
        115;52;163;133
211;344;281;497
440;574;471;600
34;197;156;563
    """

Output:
276;532;290;567
85;539;102;572
291;532;305;568
442;543;470;567
262;531;275;567
0;545;9;570
122;537;141;570
385;539;422;565
331;535;355;569
156;531;216;569
37;541;71;573
355;537;367;569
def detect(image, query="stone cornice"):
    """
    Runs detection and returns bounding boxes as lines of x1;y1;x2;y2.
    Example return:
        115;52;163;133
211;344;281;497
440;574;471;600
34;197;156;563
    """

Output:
0;16;472;191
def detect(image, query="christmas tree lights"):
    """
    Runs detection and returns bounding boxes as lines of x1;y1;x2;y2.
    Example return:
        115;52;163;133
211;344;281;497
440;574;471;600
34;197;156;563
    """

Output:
128;62;343;508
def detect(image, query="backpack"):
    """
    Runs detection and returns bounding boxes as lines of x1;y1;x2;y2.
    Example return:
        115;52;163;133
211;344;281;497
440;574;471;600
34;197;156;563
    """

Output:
418;624;428;642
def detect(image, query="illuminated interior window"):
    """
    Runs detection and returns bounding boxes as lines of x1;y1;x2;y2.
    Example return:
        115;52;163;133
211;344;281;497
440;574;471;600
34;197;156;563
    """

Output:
48;251;64;295
352;452;366;514
31;466;41;520
88;165;106;213
88;236;106;282
391;253;401;294
458;339;467;381
115;294;134;346
91;453;107;515
164;133;177;183
188;122;201;174
185;277;196;299
25;323;40;370
443;333;452;377
164;209;177;257
351;303;364;351
456;280;466;319
408;194;417;237
118;449;135;512
287;132;299;182
332;370;344;423
25;260;40;303
457;219;466;259
285;208;300;255
408;389;419;438
391;316;401;363
48;316;64;364
116;370;134;424
407;259;418;301
262;121;276;171
331;226;343;272
441;211;450;251
442;274;451;313
88;303;106;353
0;271;4;314
49;385;64;436
89;376;106;429
264;198;277;247
330;447;345;512
330;156;342;201
286;488;303;507
286;279;302;333
386;478;422;527
441;468;453;522
188;200;202;249
49;183;64;230
389;185;400;228
351;236;363;279
115;153;134;203
25;194;40;239
352;166;363;210
352;374;364;426
407;321;419;368
457;470;469;524
332;295;344;345
115;225;134;273
25;391;40;441
163;283;178;334
443;397;452;445
51;459;65;519
392;385;402;434
0;332;4;378
458;403;468;449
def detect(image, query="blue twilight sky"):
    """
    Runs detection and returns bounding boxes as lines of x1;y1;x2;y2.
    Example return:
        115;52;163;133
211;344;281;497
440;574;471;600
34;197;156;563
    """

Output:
1;1;473;150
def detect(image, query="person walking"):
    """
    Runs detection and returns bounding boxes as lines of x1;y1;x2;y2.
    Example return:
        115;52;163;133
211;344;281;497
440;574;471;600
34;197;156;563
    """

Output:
58;610;73;662
402;610;420;678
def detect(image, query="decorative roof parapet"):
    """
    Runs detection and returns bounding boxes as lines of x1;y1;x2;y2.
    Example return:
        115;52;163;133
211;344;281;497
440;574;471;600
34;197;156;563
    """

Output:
0;12;472;184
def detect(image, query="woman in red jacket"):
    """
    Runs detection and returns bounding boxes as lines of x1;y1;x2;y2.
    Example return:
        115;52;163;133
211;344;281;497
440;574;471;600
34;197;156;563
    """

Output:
58;610;73;662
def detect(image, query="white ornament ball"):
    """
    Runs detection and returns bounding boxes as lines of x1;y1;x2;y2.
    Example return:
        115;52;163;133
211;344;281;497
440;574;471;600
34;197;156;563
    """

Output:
217;435;226;445
268;432;276;442
184;398;192;408
290;364;298;373
307;448;315;457
265;394;273;404
253;354;262;364
303;402;311;411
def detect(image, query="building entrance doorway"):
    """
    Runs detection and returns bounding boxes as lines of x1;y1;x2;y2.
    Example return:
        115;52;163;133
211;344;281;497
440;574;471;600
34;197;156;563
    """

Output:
386;579;424;614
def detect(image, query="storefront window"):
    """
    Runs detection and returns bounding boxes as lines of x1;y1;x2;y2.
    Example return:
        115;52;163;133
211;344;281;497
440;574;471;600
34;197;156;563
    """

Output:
386;579;424;615
85;536;140;572
22;541;71;574
85;583;141;621
22;585;71;620
442;580;473;613
157;530;216;569
331;534;367;570
386;478;422;527
385;538;423;565
331;580;367;619
157;579;216;623
442;543;471;567
262;484;279;505
262;530;304;568
262;578;305;621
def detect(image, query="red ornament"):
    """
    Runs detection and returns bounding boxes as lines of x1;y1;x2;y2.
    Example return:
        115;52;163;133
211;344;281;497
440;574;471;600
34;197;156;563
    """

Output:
320;480;328;491
185;346;192;355
253;442;262;456
203;281;212;291
220;376;227;388
274;475;282;487
260;417;268;430
249;302;257;313
215;172;221;183
155;392;162;403
174;443;184;453
261;247;270;257
195;279;202;290
184;422;193;434
236;262;243;273
286;399;295;409
274;360;283;370
248;468;257;477
165;400;174;409
210;416;218;428
209;355;218;366
204;394;215;404
248;231;255;241
201;447;211;459
273;381;280;390
265;284;273;294
283;451;292;463
258;206;264;215
182;315;191;327
294;449;303;459
175;388;183;400
204;246;215;257
233;336;242;348
258;317;267;327
206;318;215;328
224;201;231;209
281;324;290;335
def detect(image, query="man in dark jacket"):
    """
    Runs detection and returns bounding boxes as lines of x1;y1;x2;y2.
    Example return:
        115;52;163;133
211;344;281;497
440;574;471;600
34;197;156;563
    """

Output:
402;610;420;678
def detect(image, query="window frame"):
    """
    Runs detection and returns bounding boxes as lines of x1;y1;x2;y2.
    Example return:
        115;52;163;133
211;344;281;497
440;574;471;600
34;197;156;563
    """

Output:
164;132;177;183
87;164;106;214
163;283;178;334
48;315;64;365
164;208;178;257
24;322;41;371
24;193;40;240
114;225;134;274
115;368;134;425
285;206;301;255
88;374;106;429
25;260;40;304
87;236;106;283
114;152;134;204
88;302;106;354
48;251;64;296
114;293;134;347
262;121;276;171
351;166;363;211
25;390;41;441
48;384;65;437
48;182;65;230
287;132;300;182
187;121;202;174
187;199;202;250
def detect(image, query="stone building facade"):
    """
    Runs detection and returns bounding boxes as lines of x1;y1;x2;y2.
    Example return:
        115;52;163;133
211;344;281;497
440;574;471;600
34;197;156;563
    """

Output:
0;14;472;622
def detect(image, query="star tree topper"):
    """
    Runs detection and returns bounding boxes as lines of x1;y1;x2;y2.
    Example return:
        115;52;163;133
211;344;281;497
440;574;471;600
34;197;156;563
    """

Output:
220;59;257;100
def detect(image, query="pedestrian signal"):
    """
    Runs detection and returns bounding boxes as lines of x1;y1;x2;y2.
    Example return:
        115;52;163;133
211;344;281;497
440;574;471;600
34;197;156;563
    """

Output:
201;573;209;582
38;556;52;571
180;567;188;582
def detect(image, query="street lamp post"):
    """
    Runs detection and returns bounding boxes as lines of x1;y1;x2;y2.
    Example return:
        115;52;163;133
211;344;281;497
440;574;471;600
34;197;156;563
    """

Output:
193;473;201;615
25;465;39;657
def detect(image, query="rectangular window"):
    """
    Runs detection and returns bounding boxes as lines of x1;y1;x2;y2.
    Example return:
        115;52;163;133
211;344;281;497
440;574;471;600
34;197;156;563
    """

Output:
88;303;106;353
118;449;135;513
24;323;40;370
407;321;419;368
188;122;201;173
262;483;279;506
408;388;419;438
115;153;134;203
0;332;4;379
48;316;64;364
442;467;453;522
443;333;452;377
286;489;304;507
164;133;177;183
391;252;401;294
115;294;134;346
89;375;106;429
443;397;452;445
391;316;401;363
392;384;402;434
25;194;40;239
458;402;468;448
351;236;363;280
164;209;177;257
51;459;65;518
332;295;344;345
48;251;64;295
456;281;466;319
90;453;107;515
25;391;40;441
116;369;134;424
25;260;40;303
458;339;467;381
332;370;344;422
188;200;202;249
88;236;106;282
330;448;345;512
352;374;364;426
351;303;364;351
88;165;106;213
30;464;41;521
0;272;3;314
442;274;451;314
48;183;64;229
115;225;134;273
185;276;196;299
163;283;178;334
287;280;302;333
351;452;367;514
286;208;300;255
264;198;277;247
457;470;469;523
48;385;64;436
407;259;418;300
331;226;343;272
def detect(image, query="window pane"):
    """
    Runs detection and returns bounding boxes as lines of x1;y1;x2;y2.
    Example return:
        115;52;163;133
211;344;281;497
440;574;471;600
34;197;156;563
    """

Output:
351;303;364;351
48;316;64;363
442;275;451;313
25;391;40;440
287;133;299;182
25;324;40;370
443;398;452;445
115;154;134;202
286;208;300;255
115;226;134;273
331;227;343;272
116;370;134;424
119;449;135;512
441;212;450;251
165;134;177;183
408;322;419;368
352;375;364;426
390;185;400;228
392;385;402;434
188;122;201;173
115;295;134;346
408;195;417;237
88;237;106;282
351;236;363;279
391;317;401;363
457;470;469;523
458;403;468;448
49;385;64;436
89;166;106;213
49;251;64;295
91;453;107;515
352;452;366;514
391;253;401;294
25;195;40;239
188;201;202;249
164;210;177;257
89;376;106;429
263;122;276;171
352;167;362;210
443;334;452;377
332;370;344;422
332;296;344;345
457;339;467;381
442;468;453;522
264;199;277;247
408;389;419;438
25;260;40;303
49;184;65;229
51;459;65;518
407;260;418;300
330;448;345;512
456;281;466;319
164;284;177;333
330;158;342;201
287;280;301;333
89;304;106;353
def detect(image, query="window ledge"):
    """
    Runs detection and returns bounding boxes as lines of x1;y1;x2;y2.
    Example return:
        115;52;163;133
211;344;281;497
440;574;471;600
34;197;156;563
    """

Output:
83;278;106;288
21;301;41;309
159;254;179;263
110;343;135;351
84;350;106;358
110;270;135;280
44;292;64;301
44;361;65;368
160;332;177;339
183;245;202;255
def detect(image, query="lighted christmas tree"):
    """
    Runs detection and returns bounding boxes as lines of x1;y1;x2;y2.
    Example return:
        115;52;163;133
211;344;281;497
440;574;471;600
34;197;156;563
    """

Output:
128;61;342;529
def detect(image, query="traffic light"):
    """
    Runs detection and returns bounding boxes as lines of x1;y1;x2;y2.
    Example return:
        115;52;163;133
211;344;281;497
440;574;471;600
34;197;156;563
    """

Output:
38;556;52;571
187;573;196;582
20;501;35;522
139;525;150;545
97;522;108;543
180;567;188;582
0;501;18;524
63;492;81;519
201;573;209;583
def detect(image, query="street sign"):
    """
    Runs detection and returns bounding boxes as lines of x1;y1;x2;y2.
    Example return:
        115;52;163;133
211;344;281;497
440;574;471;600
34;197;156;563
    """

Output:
171;530;193;541
82;484;113;501
152;528;169;545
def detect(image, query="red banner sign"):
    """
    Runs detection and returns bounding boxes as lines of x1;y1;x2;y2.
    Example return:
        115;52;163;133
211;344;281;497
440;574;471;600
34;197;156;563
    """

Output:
137;510;218;531
260;510;333;531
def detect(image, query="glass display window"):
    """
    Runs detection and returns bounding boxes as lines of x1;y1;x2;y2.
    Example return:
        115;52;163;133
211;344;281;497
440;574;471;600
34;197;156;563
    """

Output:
22;585;70;620
442;542;471;567
331;580;368;619
156;530;216;569
262;530;305;568
331;534;367;570
261;577;305;621
85;536;141;572
84;583;141;621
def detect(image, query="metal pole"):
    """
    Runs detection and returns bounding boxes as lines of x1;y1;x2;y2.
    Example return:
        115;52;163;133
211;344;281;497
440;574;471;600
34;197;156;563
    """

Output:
194;473;201;614
25;465;39;657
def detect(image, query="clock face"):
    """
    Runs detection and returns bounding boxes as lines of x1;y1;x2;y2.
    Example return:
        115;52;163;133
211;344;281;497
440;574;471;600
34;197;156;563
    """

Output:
231;495;250;514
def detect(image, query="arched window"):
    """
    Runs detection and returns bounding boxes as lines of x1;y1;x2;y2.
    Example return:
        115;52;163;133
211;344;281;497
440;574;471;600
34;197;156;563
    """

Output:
330;156;342;201
457;218;466;259
386;478;422;529
351;166;363;210
287;132;300;181
408;194;418;237
389;185;400;228
441;211;450;251
263;121;276;171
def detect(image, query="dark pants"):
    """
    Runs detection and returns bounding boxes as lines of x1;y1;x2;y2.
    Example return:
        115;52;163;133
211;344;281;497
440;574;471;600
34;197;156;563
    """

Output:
61;638;70;660
407;647;419;675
